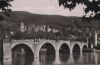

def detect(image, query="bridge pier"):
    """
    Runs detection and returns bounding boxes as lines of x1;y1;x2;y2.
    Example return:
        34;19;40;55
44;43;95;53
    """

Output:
70;46;73;54
34;51;39;58
34;47;39;58
80;49;82;54
4;43;12;65
67;54;74;64
70;49;73;54
4;50;12;65
54;48;60;64
78;53;83;63
34;57;40;64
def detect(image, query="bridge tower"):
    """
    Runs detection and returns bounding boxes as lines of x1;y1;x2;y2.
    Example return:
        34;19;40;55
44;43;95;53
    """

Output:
94;31;98;46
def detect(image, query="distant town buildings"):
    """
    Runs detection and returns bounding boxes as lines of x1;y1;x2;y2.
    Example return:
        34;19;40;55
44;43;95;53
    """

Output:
19;22;60;33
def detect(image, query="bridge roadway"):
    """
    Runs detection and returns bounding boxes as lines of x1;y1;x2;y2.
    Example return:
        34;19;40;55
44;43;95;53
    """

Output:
3;39;88;63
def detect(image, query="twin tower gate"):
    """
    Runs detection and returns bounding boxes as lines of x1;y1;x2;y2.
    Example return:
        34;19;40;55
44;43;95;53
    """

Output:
4;39;88;63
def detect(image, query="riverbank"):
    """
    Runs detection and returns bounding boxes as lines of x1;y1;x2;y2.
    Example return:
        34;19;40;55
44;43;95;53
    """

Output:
85;48;94;52
93;49;100;53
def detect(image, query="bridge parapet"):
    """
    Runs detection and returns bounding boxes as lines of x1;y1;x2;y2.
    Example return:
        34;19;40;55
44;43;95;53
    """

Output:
12;39;34;43
70;41;87;44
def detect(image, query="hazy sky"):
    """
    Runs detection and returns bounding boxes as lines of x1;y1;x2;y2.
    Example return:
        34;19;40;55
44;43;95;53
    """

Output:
11;0;85;16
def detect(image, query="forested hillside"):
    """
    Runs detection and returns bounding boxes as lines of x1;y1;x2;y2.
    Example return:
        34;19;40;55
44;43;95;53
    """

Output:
2;11;100;42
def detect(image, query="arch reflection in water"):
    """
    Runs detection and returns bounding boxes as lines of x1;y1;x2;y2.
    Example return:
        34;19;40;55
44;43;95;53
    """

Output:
82;45;88;53
12;44;34;65
39;43;55;64
72;44;80;64
59;43;70;63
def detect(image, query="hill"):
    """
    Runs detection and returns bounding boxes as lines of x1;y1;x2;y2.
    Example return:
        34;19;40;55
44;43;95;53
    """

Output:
4;11;81;30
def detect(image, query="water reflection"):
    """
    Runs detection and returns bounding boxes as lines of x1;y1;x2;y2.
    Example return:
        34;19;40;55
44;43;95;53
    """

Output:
12;52;34;65
59;53;70;63
39;54;55;64
12;51;100;65
73;53;80;64
82;52;100;64
12;52;25;65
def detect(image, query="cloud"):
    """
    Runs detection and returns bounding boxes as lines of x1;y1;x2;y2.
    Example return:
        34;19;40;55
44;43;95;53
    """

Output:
11;0;85;16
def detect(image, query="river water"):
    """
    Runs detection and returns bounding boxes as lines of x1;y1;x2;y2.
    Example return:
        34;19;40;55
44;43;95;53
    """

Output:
11;52;100;65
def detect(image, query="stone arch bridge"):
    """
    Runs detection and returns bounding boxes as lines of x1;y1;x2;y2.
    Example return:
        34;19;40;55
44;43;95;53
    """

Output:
4;39;88;62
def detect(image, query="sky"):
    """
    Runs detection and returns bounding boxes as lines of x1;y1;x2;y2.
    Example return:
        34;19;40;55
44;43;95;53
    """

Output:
11;0;85;16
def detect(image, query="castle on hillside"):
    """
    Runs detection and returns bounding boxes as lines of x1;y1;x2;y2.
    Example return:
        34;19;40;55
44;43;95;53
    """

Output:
19;22;60;33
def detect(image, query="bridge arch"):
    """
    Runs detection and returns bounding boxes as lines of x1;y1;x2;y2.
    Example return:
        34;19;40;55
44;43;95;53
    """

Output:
11;43;34;53
11;44;34;65
12;44;34;56
72;43;81;62
33;41;57;58
72;43;80;53
82;45;88;52
59;43;70;54
39;43;56;63
59;43;70;62
39;43;56;54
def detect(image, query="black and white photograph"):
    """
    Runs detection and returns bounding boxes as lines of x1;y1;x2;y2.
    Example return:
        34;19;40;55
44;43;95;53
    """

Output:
0;0;100;65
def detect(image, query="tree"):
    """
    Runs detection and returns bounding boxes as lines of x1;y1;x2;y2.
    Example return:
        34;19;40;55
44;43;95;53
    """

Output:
0;0;13;65
58;0;100;20
0;0;13;20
